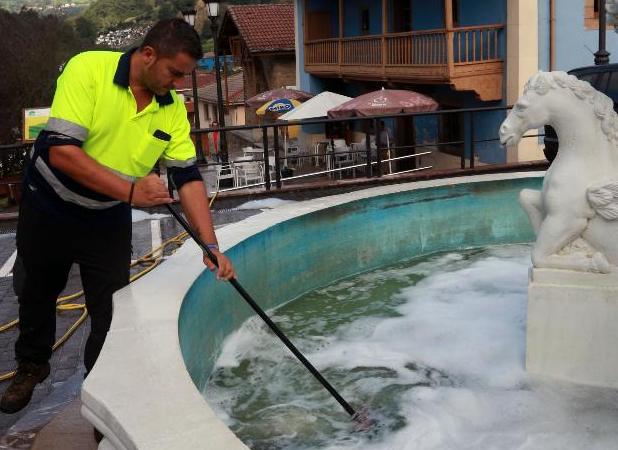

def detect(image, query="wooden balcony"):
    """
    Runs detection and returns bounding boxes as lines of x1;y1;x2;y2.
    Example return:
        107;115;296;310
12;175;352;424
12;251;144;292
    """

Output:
305;25;504;101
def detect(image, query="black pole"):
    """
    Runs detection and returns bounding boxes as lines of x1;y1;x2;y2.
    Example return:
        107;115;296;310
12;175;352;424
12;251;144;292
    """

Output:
211;18;229;161
273;126;282;189
262;127;270;191
595;0;610;65
164;203;358;419
374;118;382;177
191;69;205;162
365;126;372;178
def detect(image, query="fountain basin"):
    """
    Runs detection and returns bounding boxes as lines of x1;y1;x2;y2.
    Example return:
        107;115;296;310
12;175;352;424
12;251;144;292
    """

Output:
81;173;541;449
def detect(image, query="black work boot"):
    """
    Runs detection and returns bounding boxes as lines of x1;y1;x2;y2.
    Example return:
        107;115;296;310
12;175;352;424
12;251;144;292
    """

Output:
0;360;50;414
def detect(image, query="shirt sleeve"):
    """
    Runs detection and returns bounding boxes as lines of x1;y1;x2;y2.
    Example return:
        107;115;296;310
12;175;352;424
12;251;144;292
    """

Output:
162;94;198;168
47;53;95;144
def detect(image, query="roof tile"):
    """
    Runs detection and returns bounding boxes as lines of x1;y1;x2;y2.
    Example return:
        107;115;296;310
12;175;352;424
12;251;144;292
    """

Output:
194;72;245;105
227;4;295;53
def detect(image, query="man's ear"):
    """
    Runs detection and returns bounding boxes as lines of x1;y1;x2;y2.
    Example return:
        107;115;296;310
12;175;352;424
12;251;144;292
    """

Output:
141;46;158;66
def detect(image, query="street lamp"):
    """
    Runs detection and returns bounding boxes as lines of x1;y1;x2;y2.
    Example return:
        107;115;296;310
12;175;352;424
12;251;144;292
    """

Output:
181;8;196;27
182;8;205;162
595;0;611;65
206;0;228;162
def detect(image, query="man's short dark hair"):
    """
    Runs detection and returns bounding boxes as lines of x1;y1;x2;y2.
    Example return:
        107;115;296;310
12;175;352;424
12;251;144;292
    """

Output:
140;18;203;61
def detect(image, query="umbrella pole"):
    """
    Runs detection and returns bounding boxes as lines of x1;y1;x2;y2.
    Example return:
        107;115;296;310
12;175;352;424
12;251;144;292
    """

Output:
284;128;288;168
386;134;392;174
164;202;376;430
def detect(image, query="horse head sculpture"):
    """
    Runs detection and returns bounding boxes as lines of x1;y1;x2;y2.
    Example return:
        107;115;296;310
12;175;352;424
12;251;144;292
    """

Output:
500;71;618;273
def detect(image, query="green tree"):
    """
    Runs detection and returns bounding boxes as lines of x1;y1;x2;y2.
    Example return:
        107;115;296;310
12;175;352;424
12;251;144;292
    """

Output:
75;16;97;42
0;9;94;144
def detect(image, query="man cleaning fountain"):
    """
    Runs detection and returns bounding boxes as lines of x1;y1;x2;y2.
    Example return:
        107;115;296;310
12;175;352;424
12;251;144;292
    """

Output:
0;18;235;416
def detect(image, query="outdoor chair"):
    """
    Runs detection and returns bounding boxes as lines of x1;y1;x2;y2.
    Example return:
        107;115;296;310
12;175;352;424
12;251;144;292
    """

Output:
235;161;264;187
327;140;355;179
215;163;235;189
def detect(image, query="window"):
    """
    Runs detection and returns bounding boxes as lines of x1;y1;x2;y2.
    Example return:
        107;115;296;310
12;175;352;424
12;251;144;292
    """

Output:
361;8;370;34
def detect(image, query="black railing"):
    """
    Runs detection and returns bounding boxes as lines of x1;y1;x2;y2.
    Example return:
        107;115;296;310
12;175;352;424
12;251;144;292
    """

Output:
0;105;543;199
0;143;30;179
188;105;542;194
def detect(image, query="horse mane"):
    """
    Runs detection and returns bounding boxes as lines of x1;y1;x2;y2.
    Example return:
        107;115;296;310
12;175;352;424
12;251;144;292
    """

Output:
525;71;618;146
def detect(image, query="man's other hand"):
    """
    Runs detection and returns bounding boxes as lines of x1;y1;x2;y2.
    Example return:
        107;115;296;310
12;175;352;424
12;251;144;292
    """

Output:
203;249;236;280
132;173;172;207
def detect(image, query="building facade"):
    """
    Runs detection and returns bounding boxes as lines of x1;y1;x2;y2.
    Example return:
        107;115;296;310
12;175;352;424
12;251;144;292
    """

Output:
294;1;547;166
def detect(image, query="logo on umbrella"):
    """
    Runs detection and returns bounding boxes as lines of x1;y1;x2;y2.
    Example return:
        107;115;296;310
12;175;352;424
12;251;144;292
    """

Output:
267;100;295;112
369;95;389;107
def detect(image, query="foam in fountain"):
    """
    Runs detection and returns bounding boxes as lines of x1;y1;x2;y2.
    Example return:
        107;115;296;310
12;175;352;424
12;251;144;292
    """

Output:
206;245;618;450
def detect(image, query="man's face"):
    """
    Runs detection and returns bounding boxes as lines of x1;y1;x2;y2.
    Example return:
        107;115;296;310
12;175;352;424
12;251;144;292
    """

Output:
142;47;196;96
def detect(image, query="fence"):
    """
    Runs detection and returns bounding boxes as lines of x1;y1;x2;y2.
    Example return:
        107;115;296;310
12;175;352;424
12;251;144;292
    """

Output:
191;105;541;194
0;105;543;199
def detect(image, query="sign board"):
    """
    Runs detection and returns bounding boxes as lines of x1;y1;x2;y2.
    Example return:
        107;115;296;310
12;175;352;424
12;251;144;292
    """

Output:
23;107;51;142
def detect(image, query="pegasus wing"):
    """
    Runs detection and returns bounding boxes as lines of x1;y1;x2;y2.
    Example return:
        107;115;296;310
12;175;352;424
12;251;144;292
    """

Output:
587;181;618;220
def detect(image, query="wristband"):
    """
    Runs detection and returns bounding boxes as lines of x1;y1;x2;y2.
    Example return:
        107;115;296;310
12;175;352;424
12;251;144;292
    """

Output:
128;182;135;205
206;243;219;250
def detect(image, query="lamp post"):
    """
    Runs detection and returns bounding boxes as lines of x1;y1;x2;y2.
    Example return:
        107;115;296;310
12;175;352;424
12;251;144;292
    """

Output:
206;0;228;162
595;0;611;65
182;8;205;162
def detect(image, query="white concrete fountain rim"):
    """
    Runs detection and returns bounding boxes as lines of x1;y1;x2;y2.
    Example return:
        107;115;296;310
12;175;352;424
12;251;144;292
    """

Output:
80;172;543;450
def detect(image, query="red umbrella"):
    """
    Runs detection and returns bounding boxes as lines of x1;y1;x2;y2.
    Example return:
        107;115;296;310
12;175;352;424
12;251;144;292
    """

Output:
327;88;438;118
247;87;314;108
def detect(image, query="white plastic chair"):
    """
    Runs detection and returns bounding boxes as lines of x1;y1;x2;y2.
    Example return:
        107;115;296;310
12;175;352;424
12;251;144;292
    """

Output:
235;161;264;187
216;163;235;189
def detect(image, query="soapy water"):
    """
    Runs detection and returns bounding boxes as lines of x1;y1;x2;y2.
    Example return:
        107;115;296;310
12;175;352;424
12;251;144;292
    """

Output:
205;245;618;450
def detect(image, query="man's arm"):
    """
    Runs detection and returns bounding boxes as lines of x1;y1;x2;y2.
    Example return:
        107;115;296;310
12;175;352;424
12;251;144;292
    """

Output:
177;179;235;280
49;145;172;207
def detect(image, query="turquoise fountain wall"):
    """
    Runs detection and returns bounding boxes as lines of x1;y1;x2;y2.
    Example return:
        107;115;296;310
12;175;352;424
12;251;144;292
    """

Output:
179;177;542;389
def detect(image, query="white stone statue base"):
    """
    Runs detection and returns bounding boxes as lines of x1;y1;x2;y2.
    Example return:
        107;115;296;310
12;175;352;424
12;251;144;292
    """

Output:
526;268;618;388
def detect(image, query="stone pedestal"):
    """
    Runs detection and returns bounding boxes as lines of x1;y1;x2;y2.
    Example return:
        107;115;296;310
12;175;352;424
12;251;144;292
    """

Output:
526;268;618;388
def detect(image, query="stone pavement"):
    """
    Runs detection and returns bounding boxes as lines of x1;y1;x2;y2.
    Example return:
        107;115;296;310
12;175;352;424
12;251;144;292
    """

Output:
0;205;262;449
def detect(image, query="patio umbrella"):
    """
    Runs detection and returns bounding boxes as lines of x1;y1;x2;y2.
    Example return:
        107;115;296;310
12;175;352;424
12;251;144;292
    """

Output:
256;98;301;116
247;87;313;108
327;88;439;118
256;98;302;167
279;91;353;121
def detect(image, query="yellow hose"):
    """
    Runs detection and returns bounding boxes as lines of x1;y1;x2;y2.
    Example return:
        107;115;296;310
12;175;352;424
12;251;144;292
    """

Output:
0;228;190;382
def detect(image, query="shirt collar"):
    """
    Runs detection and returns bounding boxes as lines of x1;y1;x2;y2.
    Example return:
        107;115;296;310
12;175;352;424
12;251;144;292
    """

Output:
113;48;174;107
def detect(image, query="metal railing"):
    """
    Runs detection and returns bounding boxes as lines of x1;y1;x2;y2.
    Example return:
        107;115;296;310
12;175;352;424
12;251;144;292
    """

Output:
0;143;30;179
189;105;541;195
0;105;543;198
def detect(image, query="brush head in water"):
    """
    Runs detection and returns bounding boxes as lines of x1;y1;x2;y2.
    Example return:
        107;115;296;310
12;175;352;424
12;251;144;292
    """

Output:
352;406;378;433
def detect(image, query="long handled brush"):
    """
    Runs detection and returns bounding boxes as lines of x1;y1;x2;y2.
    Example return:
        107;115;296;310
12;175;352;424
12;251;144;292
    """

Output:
165;203;374;430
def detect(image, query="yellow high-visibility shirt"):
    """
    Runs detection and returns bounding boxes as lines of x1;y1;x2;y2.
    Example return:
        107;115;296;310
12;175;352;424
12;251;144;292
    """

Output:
47;49;196;179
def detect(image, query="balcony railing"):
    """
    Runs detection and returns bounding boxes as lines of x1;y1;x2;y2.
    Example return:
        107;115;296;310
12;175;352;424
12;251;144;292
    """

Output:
305;24;504;100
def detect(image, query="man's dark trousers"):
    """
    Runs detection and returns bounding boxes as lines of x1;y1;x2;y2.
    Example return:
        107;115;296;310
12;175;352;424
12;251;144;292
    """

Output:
14;199;131;374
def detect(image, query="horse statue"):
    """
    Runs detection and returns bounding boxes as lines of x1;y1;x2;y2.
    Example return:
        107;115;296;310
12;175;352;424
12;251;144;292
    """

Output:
500;71;618;273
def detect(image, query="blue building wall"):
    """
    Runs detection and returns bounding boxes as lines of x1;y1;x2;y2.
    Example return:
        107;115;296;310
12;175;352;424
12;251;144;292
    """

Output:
411;0;444;30
538;0;618;71
458;0;506;26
